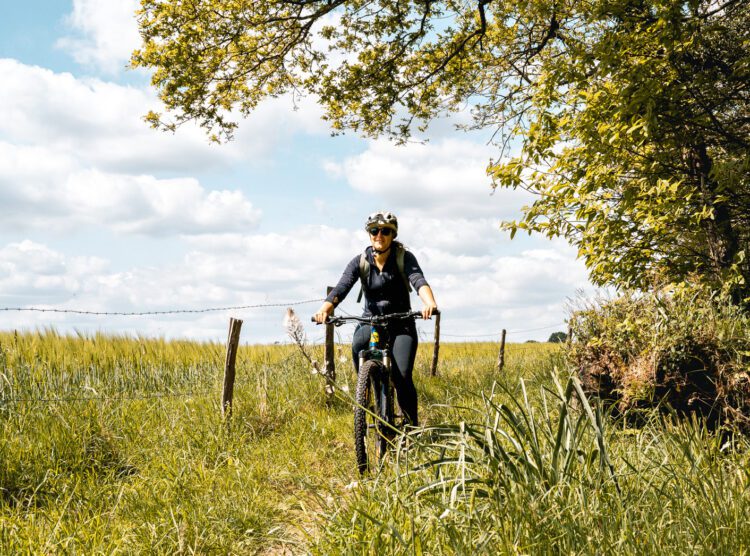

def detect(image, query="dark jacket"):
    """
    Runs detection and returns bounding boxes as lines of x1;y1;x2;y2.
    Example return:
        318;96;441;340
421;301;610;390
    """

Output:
325;244;429;316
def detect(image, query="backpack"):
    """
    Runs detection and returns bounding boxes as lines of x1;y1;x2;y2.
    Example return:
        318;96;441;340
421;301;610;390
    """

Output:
356;242;413;303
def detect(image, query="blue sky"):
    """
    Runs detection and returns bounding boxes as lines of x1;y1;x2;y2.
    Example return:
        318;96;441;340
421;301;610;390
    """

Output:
0;0;594;344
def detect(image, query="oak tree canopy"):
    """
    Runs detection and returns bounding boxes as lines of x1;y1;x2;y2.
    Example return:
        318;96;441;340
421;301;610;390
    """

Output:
133;0;750;301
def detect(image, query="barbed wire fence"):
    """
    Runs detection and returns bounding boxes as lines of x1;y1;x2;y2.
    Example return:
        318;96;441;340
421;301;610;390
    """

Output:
0;296;569;408
1;302;566;342
0;298;324;316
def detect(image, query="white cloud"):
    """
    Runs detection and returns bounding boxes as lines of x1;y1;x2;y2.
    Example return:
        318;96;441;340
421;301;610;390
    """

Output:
325;138;532;218
230;93;328;149
0;59;230;173
398;217;503;257
0;59;329;174
63;170;263;235
0;241;107;299
414;241;589;311
182;226;363;290
0;143;261;235
56;0;141;74
0;226;593;343
0;59;335;237
0;2;596;345
424;240;593;340
0;229;358;341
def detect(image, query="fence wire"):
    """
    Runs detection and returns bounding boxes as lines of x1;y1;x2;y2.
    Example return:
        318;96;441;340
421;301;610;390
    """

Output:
2;295;566;341
1;296;569;406
437;323;566;339
0;298;324;317
0;389;215;405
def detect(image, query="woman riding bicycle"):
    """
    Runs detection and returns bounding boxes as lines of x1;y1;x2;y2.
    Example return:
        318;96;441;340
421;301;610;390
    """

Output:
313;211;438;427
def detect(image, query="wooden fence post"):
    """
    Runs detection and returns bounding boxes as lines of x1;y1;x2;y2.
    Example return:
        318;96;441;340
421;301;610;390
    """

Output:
222;317;243;418
496;328;507;371
430;312;441;376
325;287;336;397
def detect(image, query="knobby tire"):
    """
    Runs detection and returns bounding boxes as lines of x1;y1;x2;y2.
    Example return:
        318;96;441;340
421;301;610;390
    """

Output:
354;360;392;474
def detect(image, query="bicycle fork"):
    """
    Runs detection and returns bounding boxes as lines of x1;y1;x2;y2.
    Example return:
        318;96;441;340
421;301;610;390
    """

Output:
357;351;391;371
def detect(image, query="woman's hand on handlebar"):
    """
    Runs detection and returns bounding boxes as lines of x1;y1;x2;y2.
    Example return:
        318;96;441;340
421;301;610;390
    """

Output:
421;304;438;320
417;285;439;320
313;302;334;324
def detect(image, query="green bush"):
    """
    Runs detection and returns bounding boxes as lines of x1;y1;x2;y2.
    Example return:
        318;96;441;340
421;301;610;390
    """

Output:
569;285;750;431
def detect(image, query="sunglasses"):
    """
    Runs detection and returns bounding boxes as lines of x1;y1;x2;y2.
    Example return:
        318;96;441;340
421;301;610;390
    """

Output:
368;227;393;237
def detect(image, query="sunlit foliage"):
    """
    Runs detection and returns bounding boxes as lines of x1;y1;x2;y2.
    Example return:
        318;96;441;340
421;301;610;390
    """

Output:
133;0;750;299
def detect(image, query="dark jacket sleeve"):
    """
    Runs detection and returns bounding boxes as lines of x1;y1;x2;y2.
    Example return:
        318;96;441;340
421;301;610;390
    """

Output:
325;254;361;306
404;250;429;291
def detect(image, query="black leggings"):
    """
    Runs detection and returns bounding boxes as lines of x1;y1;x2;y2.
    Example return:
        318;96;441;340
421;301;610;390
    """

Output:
352;323;419;426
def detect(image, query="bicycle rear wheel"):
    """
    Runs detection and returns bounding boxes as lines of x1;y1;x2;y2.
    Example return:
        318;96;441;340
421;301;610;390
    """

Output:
354;360;390;474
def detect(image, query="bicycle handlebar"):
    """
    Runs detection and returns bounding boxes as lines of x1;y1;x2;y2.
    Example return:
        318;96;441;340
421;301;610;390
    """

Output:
311;309;440;326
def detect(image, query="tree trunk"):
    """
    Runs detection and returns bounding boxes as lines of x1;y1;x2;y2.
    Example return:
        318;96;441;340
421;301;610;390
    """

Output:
691;142;742;299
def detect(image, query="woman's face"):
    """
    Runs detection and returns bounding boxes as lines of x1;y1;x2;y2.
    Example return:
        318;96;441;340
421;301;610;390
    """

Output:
369;226;394;252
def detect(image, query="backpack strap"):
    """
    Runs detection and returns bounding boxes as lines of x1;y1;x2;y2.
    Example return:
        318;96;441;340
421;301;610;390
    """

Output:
395;243;413;294
356;252;369;303
356;243;413;303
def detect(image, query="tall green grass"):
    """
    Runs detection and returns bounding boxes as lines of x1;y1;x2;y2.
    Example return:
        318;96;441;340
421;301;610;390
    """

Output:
0;330;347;553
1;331;748;554
314;359;750;555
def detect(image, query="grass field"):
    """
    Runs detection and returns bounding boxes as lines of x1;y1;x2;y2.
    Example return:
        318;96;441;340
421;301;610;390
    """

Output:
1;330;749;554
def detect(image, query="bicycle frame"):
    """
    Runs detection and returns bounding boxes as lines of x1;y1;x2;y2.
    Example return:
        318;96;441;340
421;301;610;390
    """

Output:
358;325;391;372
359;325;396;440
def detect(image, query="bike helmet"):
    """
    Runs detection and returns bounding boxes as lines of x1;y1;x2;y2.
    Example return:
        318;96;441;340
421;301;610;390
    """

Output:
365;211;398;235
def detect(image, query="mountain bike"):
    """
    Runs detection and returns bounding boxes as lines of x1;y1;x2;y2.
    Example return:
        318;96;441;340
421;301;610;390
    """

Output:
314;310;436;474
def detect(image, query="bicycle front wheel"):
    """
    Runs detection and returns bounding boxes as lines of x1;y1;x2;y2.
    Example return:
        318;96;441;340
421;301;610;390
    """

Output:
354;360;390;474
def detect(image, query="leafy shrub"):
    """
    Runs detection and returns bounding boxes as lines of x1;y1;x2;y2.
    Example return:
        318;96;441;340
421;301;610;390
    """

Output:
569;285;750;432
